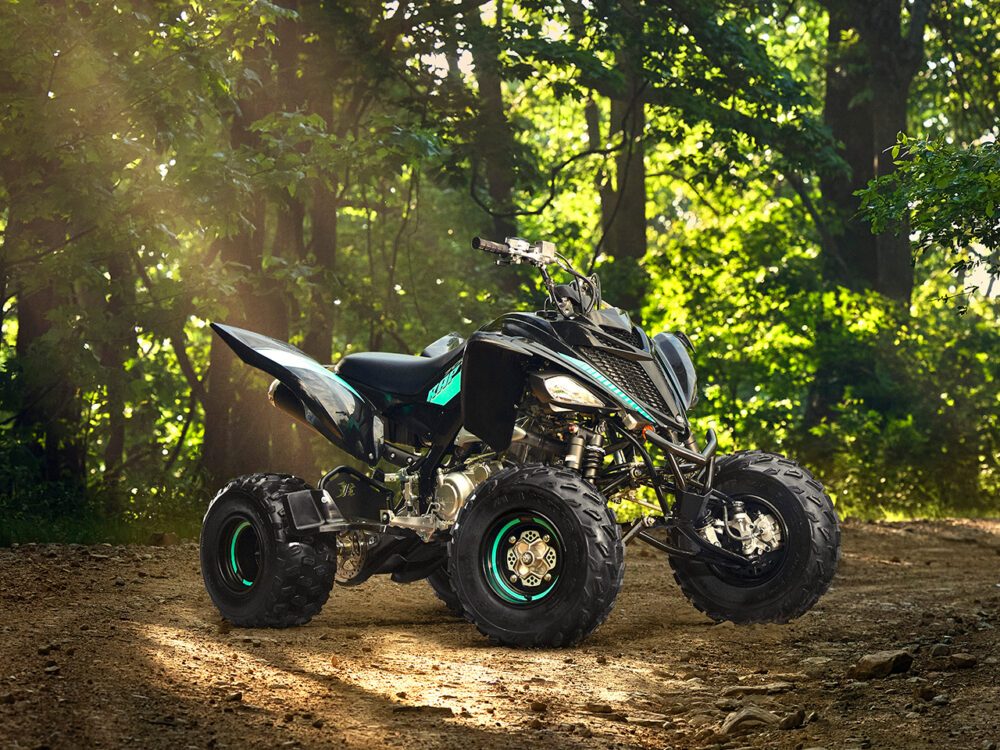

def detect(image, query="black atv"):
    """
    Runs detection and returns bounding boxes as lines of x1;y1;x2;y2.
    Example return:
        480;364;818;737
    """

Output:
200;236;840;647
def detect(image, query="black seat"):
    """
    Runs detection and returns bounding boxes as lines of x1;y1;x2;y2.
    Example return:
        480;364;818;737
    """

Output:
337;349;461;396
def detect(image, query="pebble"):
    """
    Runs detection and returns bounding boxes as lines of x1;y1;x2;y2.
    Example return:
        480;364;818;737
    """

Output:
530;701;547;712
719;706;780;736
948;653;977;669
779;709;805;730
848;650;913;679
583;702;613;714
225;692;242;702
929;643;951;657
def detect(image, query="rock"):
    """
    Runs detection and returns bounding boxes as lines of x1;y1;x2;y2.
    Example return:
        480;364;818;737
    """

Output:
931;693;950;706
147;531;181;547
913;685;937;701
948;653;977;669
527;718;543;729
929;643;951;658
43;665;60;675
779;709;805;729
719;706;780;736
311;719;324;729
225;692;242;702
113;577;126;587
722;681;794;696
801;656;833;668
848;650;913;679
576;725;593;738
596;655;608;664
530;701;547;713
905;711;921;719
583;702;613;714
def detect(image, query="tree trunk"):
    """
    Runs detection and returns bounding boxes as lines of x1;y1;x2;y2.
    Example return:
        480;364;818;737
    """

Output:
818;0;929;304
15;279;85;488
603;65;647;317
466;4;518;242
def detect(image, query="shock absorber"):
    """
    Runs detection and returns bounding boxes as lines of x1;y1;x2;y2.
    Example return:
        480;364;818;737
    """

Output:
581;428;605;480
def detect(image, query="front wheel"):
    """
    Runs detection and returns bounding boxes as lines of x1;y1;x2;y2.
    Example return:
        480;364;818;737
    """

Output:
670;451;840;624
448;465;624;648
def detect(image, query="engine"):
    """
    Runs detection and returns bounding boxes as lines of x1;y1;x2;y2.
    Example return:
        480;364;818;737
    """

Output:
433;461;504;523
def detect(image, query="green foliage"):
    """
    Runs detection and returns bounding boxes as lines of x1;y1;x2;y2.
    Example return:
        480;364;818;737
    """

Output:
859;135;1000;292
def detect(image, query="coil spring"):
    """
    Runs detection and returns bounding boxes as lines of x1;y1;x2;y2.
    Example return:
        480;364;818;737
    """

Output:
582;444;604;479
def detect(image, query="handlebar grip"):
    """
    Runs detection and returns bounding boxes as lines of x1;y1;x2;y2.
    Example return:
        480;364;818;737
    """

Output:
472;236;508;255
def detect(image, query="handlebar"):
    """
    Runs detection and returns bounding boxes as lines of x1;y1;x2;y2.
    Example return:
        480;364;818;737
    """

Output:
471;236;509;255
471;235;603;316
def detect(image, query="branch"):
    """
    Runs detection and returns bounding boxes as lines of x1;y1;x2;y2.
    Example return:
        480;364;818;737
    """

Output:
5;225;97;268
469;140;625;220
783;170;851;275
163;392;198;474
132;258;209;412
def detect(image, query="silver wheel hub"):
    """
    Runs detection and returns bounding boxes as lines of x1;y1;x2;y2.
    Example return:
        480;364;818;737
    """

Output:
698;504;783;557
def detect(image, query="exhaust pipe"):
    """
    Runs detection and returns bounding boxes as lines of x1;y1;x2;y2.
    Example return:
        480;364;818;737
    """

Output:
268;379;309;425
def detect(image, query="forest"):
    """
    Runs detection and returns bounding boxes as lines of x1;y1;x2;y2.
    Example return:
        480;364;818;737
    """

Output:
1;0;999;544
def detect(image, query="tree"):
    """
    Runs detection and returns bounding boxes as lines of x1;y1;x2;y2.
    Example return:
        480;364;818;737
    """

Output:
816;0;934;304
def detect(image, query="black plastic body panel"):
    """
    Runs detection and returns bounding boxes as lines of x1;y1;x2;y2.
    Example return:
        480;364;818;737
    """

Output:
320;466;393;522
653;332;698;409
462;311;691;451
210;323;384;462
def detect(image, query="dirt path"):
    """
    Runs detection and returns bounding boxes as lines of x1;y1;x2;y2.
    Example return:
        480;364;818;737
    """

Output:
1;519;998;750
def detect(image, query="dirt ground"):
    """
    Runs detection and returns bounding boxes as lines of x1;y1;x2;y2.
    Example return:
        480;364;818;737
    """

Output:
1;519;998;750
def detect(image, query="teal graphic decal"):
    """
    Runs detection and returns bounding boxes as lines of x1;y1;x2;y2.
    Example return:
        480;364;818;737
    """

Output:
427;362;461;405
556;354;656;423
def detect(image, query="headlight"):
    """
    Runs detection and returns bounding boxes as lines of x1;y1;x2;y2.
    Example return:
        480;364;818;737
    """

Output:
541;375;605;408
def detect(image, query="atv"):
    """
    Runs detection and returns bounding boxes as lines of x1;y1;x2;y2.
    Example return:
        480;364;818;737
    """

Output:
200;236;840;647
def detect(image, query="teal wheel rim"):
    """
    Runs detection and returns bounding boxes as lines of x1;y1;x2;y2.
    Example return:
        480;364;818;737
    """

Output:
482;513;563;606
220;517;260;591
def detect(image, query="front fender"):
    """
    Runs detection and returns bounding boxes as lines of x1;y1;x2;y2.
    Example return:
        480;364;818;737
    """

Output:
461;333;537;451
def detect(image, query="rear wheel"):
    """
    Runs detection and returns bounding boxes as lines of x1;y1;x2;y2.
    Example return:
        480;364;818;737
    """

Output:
449;465;623;647
426;565;463;617
200;473;337;628
670;451;840;624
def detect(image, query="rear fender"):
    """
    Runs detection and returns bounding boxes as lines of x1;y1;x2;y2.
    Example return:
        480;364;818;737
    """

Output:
211;323;383;462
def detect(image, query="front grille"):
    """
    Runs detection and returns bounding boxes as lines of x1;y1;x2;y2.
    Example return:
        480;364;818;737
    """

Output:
580;346;672;417
600;325;642;348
